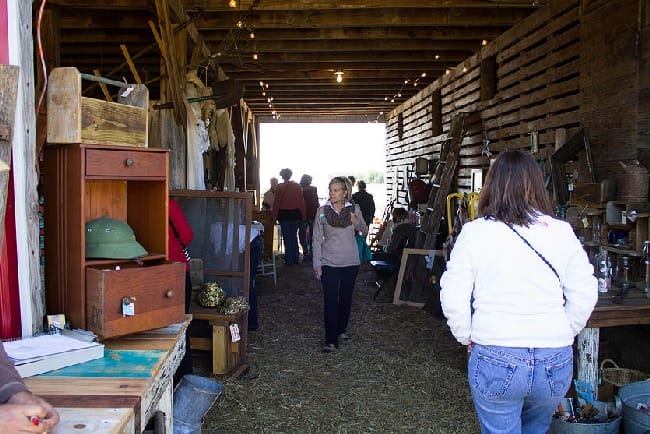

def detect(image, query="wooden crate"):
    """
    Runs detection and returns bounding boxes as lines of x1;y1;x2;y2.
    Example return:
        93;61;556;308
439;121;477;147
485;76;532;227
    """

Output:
86;262;185;339
47;67;148;147
570;180;616;208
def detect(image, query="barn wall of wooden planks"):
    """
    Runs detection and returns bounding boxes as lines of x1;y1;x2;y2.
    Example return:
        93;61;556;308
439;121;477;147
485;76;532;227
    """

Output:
384;0;649;208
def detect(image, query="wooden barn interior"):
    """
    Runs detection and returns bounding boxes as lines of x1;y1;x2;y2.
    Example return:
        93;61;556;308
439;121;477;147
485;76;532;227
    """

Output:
1;0;650;431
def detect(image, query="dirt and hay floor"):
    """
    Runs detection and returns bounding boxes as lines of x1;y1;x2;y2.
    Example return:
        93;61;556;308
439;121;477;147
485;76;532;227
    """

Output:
199;260;480;433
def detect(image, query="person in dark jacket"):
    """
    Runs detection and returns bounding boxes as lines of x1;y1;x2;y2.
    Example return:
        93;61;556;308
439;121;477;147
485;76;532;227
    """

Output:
0;342;59;431
299;174;320;261
352;180;376;227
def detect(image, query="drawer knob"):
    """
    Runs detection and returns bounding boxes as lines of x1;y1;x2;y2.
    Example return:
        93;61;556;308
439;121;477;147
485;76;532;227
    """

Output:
125;157;135;167
165;290;175;298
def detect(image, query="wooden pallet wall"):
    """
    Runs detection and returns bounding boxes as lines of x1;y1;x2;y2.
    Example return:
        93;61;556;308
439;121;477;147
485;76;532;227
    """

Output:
386;0;644;207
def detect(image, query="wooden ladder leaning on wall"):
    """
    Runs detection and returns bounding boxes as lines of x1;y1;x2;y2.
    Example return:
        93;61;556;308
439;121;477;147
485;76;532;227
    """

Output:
396;113;468;306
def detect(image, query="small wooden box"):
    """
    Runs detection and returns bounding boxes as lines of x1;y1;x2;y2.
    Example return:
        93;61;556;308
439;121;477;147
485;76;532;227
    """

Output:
570;180;616;207
86;262;185;339
47;67;148;147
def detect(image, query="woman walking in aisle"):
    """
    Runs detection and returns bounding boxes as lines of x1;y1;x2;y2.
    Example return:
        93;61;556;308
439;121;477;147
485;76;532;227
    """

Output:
312;176;367;353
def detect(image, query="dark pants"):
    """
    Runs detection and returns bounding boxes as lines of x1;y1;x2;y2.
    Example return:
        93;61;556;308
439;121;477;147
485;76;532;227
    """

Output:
279;219;301;264
321;265;359;347
299;219;313;258
248;235;263;330
176;270;193;381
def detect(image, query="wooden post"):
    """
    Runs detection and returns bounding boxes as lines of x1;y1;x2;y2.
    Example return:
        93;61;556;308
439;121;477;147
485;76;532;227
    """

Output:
0;65;20;250
577;327;600;401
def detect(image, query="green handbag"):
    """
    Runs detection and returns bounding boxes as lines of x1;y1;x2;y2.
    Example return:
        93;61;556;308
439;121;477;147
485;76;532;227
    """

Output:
356;234;372;263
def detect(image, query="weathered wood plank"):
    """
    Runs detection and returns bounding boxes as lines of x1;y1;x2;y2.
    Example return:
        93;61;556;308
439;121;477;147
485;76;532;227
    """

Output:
0;65;20;250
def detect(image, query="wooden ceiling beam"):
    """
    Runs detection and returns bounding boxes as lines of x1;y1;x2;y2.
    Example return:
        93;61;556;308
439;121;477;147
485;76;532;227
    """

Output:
57;8;533;29
60;26;507;43
217;39;483;52
195;8;534;29
49;0;543;10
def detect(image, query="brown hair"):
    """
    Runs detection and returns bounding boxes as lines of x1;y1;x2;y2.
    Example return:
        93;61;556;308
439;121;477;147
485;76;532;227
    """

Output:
391;207;409;223
478;150;554;226
329;176;352;201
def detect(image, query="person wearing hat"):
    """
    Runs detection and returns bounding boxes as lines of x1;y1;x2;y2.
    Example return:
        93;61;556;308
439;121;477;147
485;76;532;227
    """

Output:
272;168;306;265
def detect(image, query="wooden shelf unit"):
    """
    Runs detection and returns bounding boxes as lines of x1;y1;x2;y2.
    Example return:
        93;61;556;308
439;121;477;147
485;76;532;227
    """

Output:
44;144;185;337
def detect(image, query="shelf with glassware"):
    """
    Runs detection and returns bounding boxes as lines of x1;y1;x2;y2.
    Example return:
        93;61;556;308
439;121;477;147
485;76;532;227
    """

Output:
566;206;650;289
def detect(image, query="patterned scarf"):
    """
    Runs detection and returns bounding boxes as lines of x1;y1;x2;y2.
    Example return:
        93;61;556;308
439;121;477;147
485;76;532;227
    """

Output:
324;204;354;227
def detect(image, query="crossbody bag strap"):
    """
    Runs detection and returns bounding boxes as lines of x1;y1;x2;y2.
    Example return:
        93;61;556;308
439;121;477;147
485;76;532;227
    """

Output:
505;223;560;281
169;219;186;248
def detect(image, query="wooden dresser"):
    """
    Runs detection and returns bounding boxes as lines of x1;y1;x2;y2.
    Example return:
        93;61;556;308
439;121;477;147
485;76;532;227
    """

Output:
44;144;185;338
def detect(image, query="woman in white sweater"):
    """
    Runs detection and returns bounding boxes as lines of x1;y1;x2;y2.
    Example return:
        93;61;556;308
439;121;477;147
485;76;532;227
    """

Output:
440;150;597;434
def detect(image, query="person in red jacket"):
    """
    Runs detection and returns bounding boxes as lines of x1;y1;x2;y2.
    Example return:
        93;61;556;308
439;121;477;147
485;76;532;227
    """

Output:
272;168;306;265
168;197;194;381
299;174;320;262
0;342;59;432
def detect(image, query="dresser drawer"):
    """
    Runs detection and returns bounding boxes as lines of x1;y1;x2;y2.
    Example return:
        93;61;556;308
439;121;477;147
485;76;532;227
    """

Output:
85;148;166;179
86;262;185;339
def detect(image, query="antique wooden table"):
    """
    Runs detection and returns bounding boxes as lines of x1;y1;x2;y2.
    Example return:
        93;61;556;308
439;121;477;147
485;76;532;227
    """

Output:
578;287;650;399
25;316;191;433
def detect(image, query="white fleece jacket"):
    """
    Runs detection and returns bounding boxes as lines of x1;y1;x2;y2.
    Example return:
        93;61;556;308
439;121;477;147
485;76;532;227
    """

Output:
440;215;598;348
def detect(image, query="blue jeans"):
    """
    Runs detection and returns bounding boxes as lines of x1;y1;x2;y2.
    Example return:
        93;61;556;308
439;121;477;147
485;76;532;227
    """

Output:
279;219;301;264
299;220;313;258
468;344;572;434
321;265;359;347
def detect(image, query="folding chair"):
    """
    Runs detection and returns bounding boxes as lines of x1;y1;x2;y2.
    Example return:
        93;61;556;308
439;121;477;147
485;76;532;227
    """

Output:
370;259;400;299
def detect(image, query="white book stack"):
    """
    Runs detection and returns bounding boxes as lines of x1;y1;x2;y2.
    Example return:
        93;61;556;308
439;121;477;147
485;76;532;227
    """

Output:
4;333;104;377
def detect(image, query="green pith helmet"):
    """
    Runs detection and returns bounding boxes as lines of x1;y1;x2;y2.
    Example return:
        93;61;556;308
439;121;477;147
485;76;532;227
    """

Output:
85;217;148;259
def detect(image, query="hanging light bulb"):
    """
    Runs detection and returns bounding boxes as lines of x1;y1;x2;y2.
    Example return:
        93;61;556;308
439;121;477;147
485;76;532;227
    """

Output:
228;0;237;7
334;70;344;83
249;31;255;39
482;39;488;46
236;20;243;28
252;53;258;60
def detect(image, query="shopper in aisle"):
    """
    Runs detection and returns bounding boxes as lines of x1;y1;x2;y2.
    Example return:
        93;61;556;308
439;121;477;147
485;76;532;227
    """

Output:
440;150;598;434
272;168;306;265
312;176;367;353
352;180;376;227
299;174;320;262
262;177;279;211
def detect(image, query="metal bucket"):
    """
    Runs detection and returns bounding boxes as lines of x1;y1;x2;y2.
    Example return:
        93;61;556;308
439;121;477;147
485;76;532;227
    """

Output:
548;416;621;434
173;374;223;434
618;380;650;434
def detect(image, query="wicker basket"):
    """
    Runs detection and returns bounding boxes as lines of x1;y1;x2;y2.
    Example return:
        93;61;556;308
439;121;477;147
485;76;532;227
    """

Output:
600;358;650;387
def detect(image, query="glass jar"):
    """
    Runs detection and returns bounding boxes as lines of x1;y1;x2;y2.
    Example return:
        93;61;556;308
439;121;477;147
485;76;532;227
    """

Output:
616;255;632;290
595;248;611;293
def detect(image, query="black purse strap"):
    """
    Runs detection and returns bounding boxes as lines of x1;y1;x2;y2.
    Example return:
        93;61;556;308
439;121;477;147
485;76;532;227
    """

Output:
505;223;560;281
169;219;186;248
